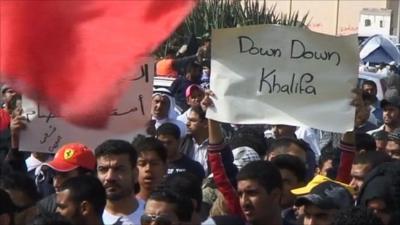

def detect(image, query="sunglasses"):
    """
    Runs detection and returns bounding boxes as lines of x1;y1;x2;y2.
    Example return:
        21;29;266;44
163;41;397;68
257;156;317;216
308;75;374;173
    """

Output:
140;213;175;225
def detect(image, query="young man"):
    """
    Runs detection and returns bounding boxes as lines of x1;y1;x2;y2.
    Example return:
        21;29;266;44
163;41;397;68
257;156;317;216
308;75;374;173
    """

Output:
142;187;193;225
37;143;96;214
271;154;306;209
368;95;400;135
349;151;391;196
56;175;106;225
177;84;205;124
291;175;354;225
95;139;145;225
180;105;209;174
156;123;205;180
134;137;168;201
237;161;285;225
386;129;400;160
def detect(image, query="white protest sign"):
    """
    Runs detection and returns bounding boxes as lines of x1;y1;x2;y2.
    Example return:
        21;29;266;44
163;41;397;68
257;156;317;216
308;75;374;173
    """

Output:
208;24;358;133
20;60;155;153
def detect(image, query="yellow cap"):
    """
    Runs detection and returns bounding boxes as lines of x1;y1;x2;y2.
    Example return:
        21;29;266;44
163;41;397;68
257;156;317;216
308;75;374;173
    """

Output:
291;175;355;195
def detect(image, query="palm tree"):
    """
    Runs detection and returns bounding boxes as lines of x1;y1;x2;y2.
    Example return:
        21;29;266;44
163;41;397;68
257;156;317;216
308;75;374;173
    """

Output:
155;0;309;57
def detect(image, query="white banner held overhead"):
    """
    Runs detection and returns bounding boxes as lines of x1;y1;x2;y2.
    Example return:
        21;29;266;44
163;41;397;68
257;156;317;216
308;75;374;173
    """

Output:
20;59;155;153
208;24;358;132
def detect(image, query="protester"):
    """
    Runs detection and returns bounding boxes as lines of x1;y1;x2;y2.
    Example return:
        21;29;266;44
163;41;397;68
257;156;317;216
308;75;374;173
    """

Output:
95;139;145;225
177;84;205;124
134;137;167;201
170;61;203;112
386;129;400;160
237;161;284;225
291;175;354;225
56;175;106;225
368;95;400;135
349;151;392;196
0;171;41;212
315;148;339;179
151;87;186;137
361;80;383;126
156;123;205;180
37;143;96;214
180;105;210;174
142;187;193;225
372;130;388;151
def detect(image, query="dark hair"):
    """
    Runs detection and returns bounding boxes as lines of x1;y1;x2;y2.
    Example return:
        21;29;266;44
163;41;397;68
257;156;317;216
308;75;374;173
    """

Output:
362;80;377;90
271;154;307;183
237;161;282;193
148;187;194;222
156;123;181;140
190;105;206;121
230;127;268;157
318;150;340;179
135;137;167;163
355;133;376;152
95;139;138;167
353;151;392;168
334;206;383;225
162;172;202;212
0;171;41;204
268;137;308;154
60;175;106;218
30;212;72;225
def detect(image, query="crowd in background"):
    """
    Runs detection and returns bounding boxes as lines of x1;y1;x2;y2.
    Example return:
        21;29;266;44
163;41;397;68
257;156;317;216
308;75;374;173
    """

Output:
0;36;400;225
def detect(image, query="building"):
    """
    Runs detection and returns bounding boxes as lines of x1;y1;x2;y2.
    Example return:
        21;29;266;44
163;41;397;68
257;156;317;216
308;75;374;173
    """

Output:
258;0;400;41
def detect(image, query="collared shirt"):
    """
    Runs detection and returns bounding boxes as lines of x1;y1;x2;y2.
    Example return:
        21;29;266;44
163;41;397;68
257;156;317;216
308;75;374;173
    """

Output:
192;138;209;174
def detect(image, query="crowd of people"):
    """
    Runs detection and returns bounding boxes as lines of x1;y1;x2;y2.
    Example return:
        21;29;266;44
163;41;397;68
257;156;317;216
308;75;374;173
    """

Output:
1;36;400;225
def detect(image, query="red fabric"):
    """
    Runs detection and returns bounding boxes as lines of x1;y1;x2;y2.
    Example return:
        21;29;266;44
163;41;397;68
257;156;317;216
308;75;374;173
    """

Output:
0;1;196;127
336;141;356;184
0;109;11;132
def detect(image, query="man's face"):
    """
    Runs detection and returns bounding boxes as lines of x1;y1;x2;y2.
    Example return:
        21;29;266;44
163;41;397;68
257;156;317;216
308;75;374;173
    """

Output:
56;189;84;224
142;199;179;225
362;84;377;96
151;95;170;120
386;140;400;160
97;154;137;201
52;169;80;193
186;89;204;107
186;110;207;135
1;88;16;104
368;198;392;225
318;159;333;177
349;163;372;195
137;151;166;191
303;204;338;225
272;125;296;139
237;179;280;224
157;134;180;160
280;169;302;209
355;103;370;127
383;106;400;126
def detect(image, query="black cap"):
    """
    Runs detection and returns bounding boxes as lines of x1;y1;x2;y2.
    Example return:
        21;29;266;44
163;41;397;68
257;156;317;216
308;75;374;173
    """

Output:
381;95;400;109
295;181;353;210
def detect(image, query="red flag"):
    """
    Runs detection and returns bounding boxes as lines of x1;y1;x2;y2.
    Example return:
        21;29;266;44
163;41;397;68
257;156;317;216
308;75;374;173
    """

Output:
0;0;196;128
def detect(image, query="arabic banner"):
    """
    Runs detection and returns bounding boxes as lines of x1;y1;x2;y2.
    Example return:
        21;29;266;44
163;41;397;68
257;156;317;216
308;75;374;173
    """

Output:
20;59;155;153
208;25;358;133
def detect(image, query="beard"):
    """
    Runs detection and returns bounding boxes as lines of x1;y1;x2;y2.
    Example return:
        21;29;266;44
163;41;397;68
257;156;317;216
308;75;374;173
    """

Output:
104;182;134;201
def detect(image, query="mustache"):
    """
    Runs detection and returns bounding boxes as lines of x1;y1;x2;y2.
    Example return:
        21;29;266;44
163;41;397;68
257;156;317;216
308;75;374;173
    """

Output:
104;182;121;189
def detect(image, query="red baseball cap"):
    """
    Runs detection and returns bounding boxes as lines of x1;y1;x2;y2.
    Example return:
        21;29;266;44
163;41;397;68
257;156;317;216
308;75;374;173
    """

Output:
43;143;96;172
185;84;204;97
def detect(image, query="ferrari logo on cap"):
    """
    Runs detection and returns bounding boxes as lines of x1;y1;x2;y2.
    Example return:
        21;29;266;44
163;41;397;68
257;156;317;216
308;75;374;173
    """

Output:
64;148;75;160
